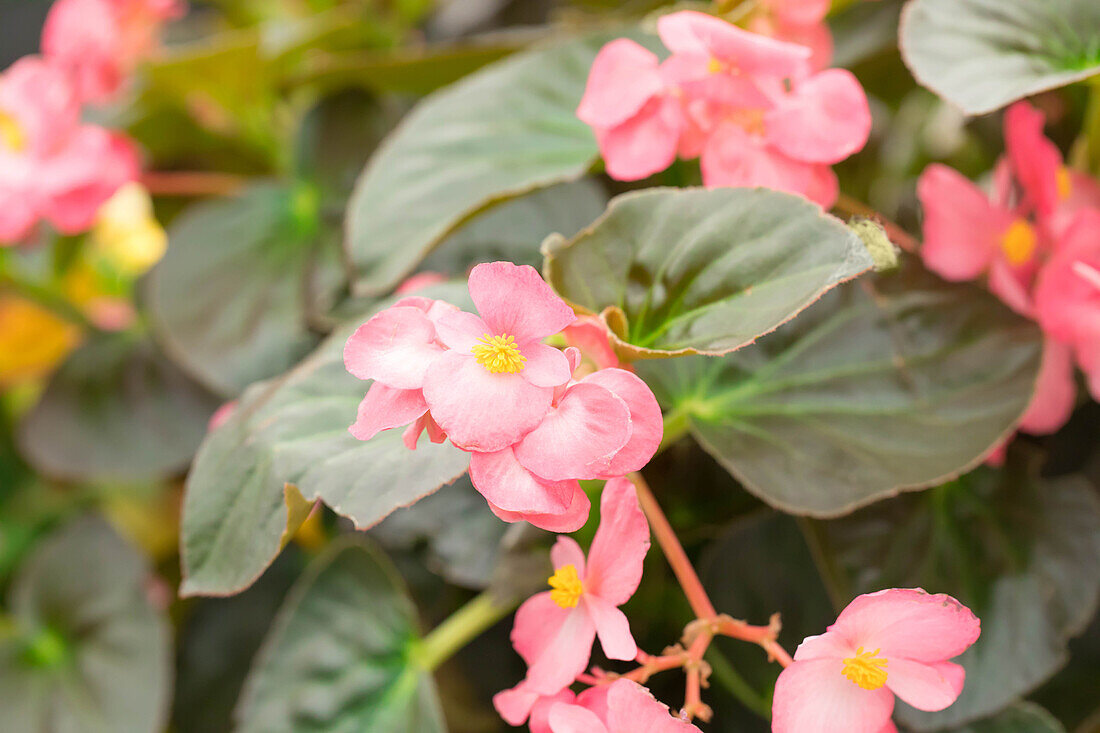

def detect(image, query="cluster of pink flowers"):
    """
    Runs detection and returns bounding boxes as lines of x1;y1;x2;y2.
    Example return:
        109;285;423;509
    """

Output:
343;262;663;532
918;101;1100;452
747;0;833;71
0;0;181;244
575;10;871;207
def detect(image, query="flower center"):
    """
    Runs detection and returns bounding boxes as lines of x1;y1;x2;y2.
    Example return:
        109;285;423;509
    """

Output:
1057;166;1072;200
548;564;584;609
471;333;526;374
842;647;889;691
0;110;26;153
1001;219;1036;267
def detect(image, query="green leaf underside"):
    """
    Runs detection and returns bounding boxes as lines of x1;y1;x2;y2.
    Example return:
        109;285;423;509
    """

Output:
180;283;473;597
639;258;1042;516
236;540;445;733
824;472;1100;729
345;31;659;296
544;187;876;358
0;518;172;733
148;182;340;397
17;334;220;482
901;0;1100;115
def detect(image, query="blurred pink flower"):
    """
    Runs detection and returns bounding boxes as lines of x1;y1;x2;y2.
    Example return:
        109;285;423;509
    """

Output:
507;478;650;694
748;0;833;71
42;0;186;104
0;56;138;243
772;588;980;733
547;679;701;733
493;684;575;732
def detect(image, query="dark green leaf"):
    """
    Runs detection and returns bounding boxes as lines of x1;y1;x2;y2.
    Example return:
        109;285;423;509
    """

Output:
235;539;446;733
0;517;172;733
148;182;341;396
17;334;219;482
544;187;876;359
939;703;1066;733
638;258;1042;516
179;283;473;597
900;0;1100;115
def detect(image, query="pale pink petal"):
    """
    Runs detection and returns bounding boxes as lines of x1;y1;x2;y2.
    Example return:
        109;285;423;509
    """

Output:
524;605;597;694
700;123;823;202
829;589;981;663
395;271;447;295
41;128;139;234
582;369;664;477
917;164;1009;281
468;262;576;342
551;536;587;577
575;684;611;722
988;257;1036;317
422;351;552;452
344;306;442;389
1004;102;1064;218
584;594;637;661
597;95;683;182
434;309;492;352
767;69;871;164
885;659;965;712
349;384;427;442
1018;339;1076;435
806;163;840;209
469;447;572;514
519;341;573;388
548;703;609;733
513;382;631;481
750;16;834;72
584;477;650;606
402;412;446;450
763;0;831;25
493;684;574;730
512;592;570;666
793;630;856;661
531;690;577;733
577;39;663;129
1035;209;1100;343
486;482;591;533
772;659;896;733
606;679;701;732
563;317;620;370
656;10;811;78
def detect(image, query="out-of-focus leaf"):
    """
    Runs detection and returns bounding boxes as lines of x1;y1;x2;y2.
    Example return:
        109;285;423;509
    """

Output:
821;471;1100;729
941;703;1066;733
423;179;607;274
345;32;656;296
0;517;172;733
17;333;219;482
544;187;876;360
831;0;903;69
179;283;472;597
235;539;446;733
900;0;1100;115
147;182;341;396
638;258;1041;516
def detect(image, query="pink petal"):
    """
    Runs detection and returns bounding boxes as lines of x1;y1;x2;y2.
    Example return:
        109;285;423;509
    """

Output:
750;16;834;72
584;594;637;661
988;257;1036;317
1018;339;1076;435
551;536;587;577
514;382;631;481
596;95;684;182
519;599;597;694
468;262;576;342
343;306;442;389
577;39;664;129
40;128;139;234
793;630;856;661
700;123;823;203
493;684;575;730
349;383;427;442
563;317;620;370
768;0;831;27
487;483;592;533
656;10;811;78
582;369;664;477
469;447;572;514
434;309;492;352
806;163;840;209
520;341;573;388
772;659;896;733
766;69;871;164
606;679;701;732
395;271;447;295
885;659;965;712
402;412;446;450
1035;209;1100;343
548;703;609;733
1004;102;1063;218
422;351;552;452
829;589;981;663
917;164;1009;281
584;477;650;606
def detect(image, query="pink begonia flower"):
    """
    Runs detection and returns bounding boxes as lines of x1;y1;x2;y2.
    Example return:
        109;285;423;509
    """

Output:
562;315;621;372
394;271;447;294
493;684;575;732
576;38;684;181
507;477;650;694
748;0;833;71
547;679;701;733
772;588;980;733
0;56;139;243
1035;208;1100;401
421;262;576;452
42;0;186;104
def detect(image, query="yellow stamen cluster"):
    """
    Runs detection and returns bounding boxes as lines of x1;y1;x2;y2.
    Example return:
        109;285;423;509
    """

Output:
0;110;26;152
471;333;526;374
1057;166;1072;200
548;564;584;609
1001;219;1036;267
842;647;889;691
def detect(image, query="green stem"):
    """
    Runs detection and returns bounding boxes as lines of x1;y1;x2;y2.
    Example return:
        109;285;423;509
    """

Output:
413;591;516;672
1071;77;1100;175
657;406;693;455
705;646;773;719
0;272;97;332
